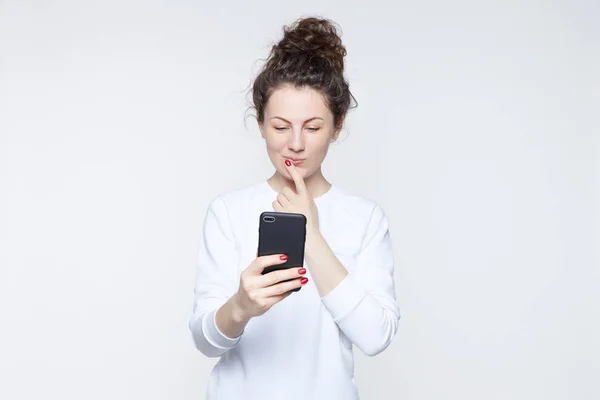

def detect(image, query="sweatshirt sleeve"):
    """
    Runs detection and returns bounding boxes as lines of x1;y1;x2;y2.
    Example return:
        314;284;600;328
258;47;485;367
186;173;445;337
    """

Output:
188;196;242;358
320;203;401;356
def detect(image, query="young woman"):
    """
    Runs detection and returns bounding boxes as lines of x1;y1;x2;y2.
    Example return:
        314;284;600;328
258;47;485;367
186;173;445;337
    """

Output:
189;16;400;400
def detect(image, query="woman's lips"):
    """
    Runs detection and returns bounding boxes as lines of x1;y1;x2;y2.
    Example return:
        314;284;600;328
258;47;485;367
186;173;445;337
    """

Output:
286;159;303;166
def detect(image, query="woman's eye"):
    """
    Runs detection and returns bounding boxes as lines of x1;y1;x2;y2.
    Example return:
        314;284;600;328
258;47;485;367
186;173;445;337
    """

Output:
274;127;320;132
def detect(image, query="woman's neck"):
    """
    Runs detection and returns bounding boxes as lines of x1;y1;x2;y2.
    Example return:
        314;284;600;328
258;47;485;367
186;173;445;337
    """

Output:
267;168;332;199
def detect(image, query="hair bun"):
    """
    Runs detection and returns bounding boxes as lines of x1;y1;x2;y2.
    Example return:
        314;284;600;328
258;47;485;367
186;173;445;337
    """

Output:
272;17;346;74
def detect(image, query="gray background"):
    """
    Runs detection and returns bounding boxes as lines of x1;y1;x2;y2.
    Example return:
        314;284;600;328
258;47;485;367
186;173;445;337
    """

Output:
0;1;598;399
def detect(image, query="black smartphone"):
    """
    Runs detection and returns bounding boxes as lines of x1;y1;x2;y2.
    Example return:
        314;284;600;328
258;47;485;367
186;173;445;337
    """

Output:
258;211;307;292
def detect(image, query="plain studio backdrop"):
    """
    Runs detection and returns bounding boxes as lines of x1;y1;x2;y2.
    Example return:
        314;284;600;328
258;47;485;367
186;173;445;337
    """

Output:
0;1;598;399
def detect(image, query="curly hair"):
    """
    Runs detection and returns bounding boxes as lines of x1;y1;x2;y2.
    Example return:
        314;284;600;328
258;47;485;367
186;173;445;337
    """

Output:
249;16;358;132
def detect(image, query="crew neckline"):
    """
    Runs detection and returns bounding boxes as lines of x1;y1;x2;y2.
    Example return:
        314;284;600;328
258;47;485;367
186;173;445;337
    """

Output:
261;180;336;202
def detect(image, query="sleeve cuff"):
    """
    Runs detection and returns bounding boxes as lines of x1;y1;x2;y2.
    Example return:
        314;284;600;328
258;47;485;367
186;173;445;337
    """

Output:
202;309;243;349
320;273;369;321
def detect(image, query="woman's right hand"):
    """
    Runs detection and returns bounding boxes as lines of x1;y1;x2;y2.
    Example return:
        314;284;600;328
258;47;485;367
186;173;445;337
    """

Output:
233;254;308;320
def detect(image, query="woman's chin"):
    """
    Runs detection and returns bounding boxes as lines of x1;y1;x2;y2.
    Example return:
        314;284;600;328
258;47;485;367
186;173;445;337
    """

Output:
281;166;307;180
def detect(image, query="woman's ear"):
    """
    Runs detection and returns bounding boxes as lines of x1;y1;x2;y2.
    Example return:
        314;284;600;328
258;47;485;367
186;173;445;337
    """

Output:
258;122;265;138
332;119;344;142
331;129;340;143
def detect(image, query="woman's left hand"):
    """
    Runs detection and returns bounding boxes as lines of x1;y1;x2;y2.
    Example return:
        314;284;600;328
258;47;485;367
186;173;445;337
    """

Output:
272;161;320;237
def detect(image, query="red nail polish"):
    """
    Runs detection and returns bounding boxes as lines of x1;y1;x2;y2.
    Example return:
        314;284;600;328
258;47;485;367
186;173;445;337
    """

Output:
298;268;306;275
285;159;291;166
300;277;308;285
280;254;288;260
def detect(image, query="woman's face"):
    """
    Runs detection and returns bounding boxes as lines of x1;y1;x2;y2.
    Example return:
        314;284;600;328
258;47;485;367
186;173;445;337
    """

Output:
259;85;340;181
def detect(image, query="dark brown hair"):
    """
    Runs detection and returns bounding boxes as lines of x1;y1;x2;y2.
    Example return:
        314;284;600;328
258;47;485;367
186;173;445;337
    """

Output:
248;16;357;133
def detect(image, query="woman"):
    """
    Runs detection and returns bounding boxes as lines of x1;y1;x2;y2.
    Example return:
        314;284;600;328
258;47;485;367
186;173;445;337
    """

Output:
189;16;400;400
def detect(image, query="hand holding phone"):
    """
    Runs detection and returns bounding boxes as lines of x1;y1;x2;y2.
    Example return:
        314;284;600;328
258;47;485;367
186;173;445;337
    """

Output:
233;254;308;320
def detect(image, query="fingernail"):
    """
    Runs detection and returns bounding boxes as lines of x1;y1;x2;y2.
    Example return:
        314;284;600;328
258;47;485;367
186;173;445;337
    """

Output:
279;254;288;260
298;268;306;275
300;277;309;285
285;159;291;166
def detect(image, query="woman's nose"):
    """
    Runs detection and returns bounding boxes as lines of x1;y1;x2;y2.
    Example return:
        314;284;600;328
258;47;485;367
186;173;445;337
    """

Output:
288;130;305;151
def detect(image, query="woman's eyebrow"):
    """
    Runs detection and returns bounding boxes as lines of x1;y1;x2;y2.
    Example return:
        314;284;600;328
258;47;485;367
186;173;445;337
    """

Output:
270;116;324;123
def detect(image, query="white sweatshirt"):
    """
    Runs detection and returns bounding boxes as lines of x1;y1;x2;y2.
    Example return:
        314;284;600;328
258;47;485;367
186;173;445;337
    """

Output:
189;181;400;400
